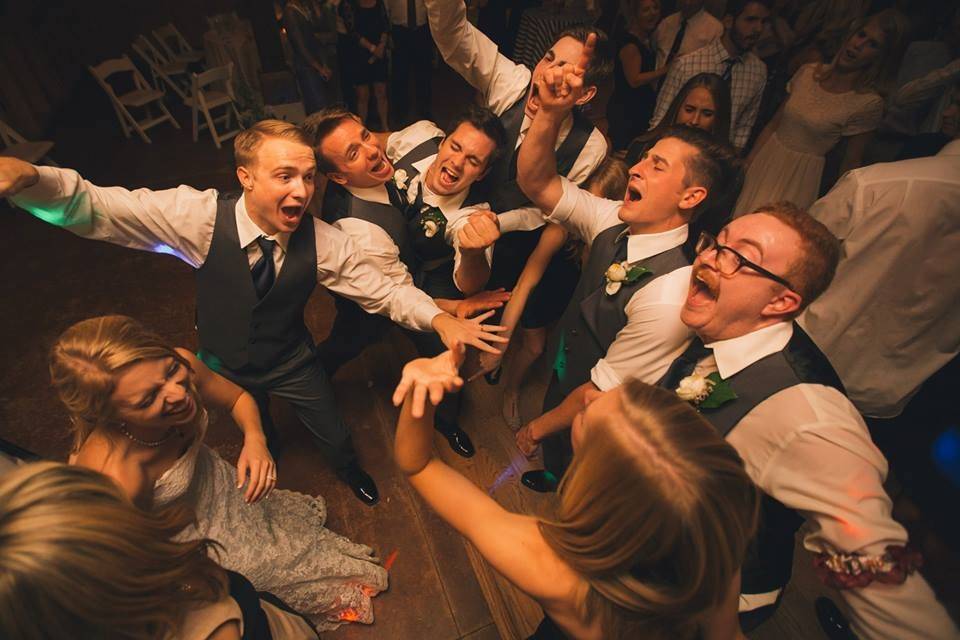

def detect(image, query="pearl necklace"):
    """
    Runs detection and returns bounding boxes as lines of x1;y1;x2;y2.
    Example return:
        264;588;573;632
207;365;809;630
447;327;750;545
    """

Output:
117;423;181;448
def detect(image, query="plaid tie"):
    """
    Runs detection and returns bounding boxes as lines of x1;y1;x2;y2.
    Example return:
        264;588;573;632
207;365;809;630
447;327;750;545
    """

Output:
251;236;276;299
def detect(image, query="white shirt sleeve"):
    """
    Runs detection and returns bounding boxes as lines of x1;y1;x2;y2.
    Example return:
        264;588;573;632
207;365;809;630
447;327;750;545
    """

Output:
386;120;446;160
545;177;622;244
423;0;530;115
590;267;694;390
314;219;441;331
445;205;494;292
566;127;609;186
11;165;216;268
333;217;417;288
730;386;959;640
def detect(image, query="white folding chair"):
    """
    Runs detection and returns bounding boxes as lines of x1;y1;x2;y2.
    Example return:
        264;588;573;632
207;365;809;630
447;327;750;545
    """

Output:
0;119;57;165
184;63;242;148
89;55;180;143
131;34;190;100
152;23;204;65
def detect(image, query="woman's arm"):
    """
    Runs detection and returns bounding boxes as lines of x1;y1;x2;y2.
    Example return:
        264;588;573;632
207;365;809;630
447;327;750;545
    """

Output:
618;43;667;88
176;349;275;503
837;130;873;179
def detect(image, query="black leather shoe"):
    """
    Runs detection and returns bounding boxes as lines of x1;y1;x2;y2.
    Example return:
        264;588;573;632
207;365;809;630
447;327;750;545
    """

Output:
438;426;475;458
521;469;559;493
337;462;379;506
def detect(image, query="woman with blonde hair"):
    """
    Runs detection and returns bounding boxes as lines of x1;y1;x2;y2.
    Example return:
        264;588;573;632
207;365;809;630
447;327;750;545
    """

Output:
49;315;387;631
0;461;318;639
735;9;908;215
392;346;760;639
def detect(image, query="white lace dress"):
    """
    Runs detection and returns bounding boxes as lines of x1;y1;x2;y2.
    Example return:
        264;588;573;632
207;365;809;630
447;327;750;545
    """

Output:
735;63;883;215
153;417;388;631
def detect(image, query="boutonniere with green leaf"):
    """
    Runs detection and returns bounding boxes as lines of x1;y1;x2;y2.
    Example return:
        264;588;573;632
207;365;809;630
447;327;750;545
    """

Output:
419;208;447;238
604;261;651;295
676;372;737;409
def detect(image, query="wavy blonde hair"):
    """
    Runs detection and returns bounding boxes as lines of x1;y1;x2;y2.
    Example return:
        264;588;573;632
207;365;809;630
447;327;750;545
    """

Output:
49;315;202;453
816;9;908;95
0;462;226;640
539;380;760;639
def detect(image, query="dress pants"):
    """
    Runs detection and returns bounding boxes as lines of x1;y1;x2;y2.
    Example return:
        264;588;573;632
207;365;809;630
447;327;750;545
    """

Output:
215;340;356;470
390;24;434;124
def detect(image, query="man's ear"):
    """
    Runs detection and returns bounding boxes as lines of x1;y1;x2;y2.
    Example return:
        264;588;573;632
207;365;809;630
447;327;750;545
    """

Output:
678;185;708;213
760;289;803;320
237;166;253;191
575;85;598;106
327;171;348;186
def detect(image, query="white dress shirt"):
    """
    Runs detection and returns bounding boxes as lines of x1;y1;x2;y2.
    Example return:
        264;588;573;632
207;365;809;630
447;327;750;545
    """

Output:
650;39;767;149
799;140;960;418
334;120;492;294
13;166;442;332
547;178;693;390
423;0;608;231
653;9;723;68
690;322;958;639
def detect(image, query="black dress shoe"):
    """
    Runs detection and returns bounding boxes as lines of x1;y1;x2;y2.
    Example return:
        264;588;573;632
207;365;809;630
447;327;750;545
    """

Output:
337;462;379;506
521;469;559;493
438;426;475;458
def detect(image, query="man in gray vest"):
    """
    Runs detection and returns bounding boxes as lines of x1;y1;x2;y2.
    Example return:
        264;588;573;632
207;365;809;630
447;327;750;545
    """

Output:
659;203;958;637
307;106;509;457
0;120;503;507
513;49;742;492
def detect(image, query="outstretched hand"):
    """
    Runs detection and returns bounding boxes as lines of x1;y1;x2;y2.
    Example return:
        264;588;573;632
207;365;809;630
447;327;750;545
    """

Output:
534;31;596;114
433;309;508;355
456;288;511;319
393;344;466;418
0;157;39;198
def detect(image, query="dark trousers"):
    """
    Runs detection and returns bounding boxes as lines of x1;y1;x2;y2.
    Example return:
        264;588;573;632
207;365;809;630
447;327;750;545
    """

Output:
216;341;355;470
390;24;434;124
318;293;462;431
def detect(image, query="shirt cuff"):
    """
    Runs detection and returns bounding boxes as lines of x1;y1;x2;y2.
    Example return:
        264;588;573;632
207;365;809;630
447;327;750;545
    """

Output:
410;298;444;332
590;359;622;392
15;165;66;204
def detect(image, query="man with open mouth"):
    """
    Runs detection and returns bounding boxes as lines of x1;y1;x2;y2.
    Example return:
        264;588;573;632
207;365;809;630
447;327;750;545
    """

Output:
513;47;743;493
307;105;510;459
0;119;505;507
652;202;958;639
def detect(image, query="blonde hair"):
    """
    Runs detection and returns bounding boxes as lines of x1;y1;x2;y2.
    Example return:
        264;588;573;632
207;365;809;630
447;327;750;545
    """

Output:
234;118;312;168
584;156;629;201
0;462;226;640
816;9;908;95
49;315;201;453
540;381;759;639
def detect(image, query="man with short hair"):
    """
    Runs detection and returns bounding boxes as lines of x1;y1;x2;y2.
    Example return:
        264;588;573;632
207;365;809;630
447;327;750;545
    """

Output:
653;0;724;68
651;0;771;149
513;51;742;492
660;203;959;636
306;106;509;457
0;120;501;506
424;0;613;328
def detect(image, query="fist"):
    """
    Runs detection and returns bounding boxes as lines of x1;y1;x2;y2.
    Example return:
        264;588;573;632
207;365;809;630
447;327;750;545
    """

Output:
0;157;39;197
457;209;500;251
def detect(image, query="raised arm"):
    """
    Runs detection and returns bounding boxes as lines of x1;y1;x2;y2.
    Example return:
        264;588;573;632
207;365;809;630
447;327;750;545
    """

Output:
2;159;214;268
422;0;529;114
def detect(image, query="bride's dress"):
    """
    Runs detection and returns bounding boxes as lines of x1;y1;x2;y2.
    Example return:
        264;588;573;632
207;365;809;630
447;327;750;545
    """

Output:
153;416;388;631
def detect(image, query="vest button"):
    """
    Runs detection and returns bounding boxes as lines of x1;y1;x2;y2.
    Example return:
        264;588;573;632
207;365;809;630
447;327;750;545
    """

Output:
570;329;578;336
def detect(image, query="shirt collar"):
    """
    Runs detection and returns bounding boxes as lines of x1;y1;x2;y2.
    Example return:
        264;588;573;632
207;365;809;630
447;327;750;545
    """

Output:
409;154;470;214
615;223;688;263
345;182;391;206
235;194;290;253
705;322;794;379
518;111;574;148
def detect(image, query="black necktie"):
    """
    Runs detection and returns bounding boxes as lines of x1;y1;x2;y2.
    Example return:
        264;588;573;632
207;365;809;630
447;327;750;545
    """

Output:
384;180;408;212
407;0;418;28
721;56;740;82
658;336;712;391
666;18;688;63
251;236;276;299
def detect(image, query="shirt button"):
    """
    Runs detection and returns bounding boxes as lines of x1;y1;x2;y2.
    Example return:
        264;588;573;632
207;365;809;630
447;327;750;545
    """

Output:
570;329;578;337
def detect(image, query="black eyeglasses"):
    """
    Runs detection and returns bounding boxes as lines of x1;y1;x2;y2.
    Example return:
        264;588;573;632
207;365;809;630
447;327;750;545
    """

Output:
695;232;795;291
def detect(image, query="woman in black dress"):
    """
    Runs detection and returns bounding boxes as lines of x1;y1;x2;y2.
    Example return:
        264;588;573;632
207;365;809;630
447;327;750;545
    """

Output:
339;0;391;129
606;0;666;151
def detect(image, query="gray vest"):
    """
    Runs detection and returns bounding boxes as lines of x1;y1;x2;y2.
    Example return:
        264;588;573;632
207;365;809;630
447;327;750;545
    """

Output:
477;93;595;213
659;324;845;596
195;194;318;372
549;223;690;406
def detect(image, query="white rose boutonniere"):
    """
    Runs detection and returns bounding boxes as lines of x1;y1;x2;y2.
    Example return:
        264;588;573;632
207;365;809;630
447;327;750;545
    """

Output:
676;372;737;409
393;169;409;191
423;219;439;238
603;261;651;296
419;208;447;239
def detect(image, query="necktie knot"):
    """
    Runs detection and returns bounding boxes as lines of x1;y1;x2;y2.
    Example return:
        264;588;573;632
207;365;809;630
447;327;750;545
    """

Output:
721;57;741;82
